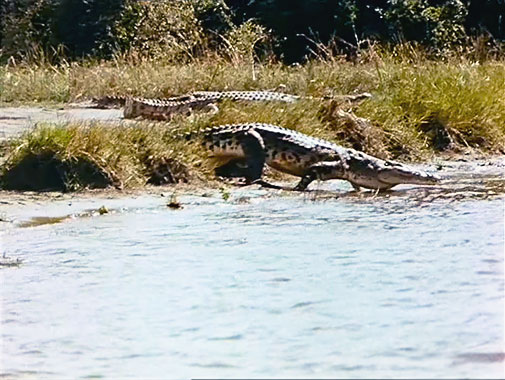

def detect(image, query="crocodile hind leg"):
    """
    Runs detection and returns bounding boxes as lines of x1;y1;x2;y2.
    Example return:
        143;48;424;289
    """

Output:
226;129;266;183
215;158;249;178
215;159;283;189
214;129;282;189
294;161;346;191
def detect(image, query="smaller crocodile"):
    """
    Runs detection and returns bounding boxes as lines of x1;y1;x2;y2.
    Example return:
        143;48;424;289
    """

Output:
121;91;309;120
182;123;439;191
93;91;372;120
190;90;302;103
190;90;372;103
92;94;195;109
124;97;219;120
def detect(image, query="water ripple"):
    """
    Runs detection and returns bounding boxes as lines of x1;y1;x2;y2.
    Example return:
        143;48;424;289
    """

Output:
454;352;505;364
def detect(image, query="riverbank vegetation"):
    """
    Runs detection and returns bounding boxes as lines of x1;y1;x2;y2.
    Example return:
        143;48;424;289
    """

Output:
1;52;504;191
0;123;200;191
1;0;504;191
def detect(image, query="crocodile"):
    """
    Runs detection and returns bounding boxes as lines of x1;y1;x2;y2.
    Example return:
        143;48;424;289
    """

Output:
123;96;219;120
190;90;373;104
182;123;439;191
122;91;311;120
92;94;194;109
94;90;372;119
190;90;302;103
92;91;300;111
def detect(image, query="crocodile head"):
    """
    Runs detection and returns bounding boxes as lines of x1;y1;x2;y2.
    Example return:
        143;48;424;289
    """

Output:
346;153;440;190
376;160;440;188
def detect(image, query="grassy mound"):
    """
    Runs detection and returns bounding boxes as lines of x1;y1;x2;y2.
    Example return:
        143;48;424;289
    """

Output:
0;124;195;191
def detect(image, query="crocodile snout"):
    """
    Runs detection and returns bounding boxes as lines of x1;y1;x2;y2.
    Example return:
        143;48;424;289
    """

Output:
379;165;440;186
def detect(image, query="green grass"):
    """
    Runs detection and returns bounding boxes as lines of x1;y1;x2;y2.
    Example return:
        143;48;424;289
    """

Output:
0;122;209;190
1;52;504;190
2;55;504;151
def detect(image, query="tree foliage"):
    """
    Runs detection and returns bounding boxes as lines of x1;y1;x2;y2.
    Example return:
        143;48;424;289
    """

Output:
1;0;504;62
228;0;504;61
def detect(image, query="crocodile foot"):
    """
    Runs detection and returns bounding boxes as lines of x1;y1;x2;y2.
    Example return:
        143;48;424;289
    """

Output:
250;179;284;190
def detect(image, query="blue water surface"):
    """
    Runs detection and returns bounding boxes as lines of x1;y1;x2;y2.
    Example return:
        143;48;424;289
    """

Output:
1;190;504;378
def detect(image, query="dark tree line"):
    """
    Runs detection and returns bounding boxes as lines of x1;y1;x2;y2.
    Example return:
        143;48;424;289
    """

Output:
1;0;504;62
228;0;505;61
0;0;123;59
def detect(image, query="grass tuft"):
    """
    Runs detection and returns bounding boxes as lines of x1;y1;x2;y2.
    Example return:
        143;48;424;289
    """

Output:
0;123;199;191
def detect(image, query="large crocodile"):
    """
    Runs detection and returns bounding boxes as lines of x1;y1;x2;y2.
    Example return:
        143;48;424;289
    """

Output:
182;123;439;191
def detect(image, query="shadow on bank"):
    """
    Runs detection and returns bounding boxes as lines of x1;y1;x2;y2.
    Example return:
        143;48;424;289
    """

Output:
0;151;189;192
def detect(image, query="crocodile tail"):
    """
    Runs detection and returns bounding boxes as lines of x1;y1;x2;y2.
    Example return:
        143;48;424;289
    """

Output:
172;124;243;142
173;127;209;142
92;95;127;108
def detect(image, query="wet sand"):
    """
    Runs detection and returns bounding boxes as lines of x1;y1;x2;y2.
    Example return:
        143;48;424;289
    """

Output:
0;156;503;231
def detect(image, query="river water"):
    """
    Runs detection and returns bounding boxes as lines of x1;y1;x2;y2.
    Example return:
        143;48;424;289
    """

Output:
1;171;504;378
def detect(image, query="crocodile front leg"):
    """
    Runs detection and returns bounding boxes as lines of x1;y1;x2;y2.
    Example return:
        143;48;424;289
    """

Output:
294;161;346;191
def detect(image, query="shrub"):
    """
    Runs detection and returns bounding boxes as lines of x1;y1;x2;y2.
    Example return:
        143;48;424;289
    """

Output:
112;0;206;61
221;20;269;64
0;0;58;61
385;0;468;50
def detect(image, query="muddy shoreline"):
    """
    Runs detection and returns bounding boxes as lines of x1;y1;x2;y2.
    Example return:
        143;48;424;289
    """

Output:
1;156;503;231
